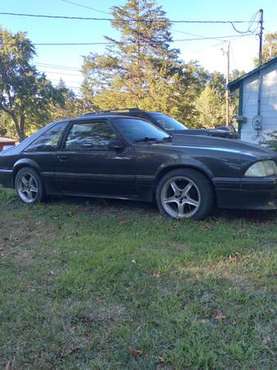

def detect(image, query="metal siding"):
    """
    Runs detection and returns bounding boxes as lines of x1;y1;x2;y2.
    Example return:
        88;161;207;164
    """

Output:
241;78;258;142
261;68;277;141
240;63;277;143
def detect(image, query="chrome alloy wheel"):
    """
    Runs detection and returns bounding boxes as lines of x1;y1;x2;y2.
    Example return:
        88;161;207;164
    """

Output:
160;176;201;219
17;172;39;203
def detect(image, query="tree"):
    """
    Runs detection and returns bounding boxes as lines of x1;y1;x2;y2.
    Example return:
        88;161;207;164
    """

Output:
208;71;226;97
230;69;245;81
0;112;9;136
50;79;89;120
81;0;207;125
196;86;225;127
82;0;177;101
263;33;277;63
254;32;277;65
0;29;64;140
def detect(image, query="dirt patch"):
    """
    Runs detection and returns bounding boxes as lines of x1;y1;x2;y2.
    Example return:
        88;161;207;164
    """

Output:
14;250;33;267
223;272;256;292
0;215;57;264
74;303;128;325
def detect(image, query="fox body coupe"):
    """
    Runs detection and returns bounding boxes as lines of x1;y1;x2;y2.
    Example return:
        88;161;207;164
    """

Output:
1;114;277;219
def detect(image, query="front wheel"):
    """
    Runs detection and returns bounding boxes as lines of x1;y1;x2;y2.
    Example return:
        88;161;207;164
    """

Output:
15;167;45;204
156;169;214;220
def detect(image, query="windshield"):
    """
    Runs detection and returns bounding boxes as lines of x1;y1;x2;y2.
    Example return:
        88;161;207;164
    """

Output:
149;113;187;131
114;118;171;143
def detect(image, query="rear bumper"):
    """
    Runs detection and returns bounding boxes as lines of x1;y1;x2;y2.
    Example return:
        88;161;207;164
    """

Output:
214;176;277;210
0;169;13;188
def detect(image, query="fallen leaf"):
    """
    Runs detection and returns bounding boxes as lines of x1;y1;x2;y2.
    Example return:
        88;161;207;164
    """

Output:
5;358;15;370
158;355;165;363
228;252;240;263
5;361;12;370
119;219;128;224
262;336;271;345
129;347;143;358
213;309;226;320
152;272;160;278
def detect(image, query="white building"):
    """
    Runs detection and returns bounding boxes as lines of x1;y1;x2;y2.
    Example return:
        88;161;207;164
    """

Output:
228;57;277;144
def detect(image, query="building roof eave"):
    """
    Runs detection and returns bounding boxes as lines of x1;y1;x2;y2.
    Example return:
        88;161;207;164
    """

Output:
228;56;277;92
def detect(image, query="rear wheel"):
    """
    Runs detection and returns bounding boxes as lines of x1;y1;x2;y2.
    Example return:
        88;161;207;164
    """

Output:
15;167;45;204
156;169;214;220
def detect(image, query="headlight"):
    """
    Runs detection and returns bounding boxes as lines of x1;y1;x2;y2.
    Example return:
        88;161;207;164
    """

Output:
245;160;277;177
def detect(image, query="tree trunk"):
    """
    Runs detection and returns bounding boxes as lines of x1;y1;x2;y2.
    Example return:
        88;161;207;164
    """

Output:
18;114;26;141
9;113;26;141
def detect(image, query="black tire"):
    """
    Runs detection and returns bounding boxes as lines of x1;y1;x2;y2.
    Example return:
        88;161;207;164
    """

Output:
15;167;45;204
156;168;214;220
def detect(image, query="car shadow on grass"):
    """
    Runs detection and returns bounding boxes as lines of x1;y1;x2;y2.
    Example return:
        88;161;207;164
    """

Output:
47;194;277;223
214;208;277;223
2;188;276;223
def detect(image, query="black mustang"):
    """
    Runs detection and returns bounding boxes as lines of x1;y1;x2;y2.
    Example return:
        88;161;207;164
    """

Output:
84;109;239;139
0;114;277;220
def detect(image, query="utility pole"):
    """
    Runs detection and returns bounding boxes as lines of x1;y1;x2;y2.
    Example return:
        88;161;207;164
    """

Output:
258;9;264;65
254;9;264;141
222;41;230;126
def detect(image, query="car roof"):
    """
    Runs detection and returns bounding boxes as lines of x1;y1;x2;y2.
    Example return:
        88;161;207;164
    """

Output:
74;114;149;122
77;109;161;118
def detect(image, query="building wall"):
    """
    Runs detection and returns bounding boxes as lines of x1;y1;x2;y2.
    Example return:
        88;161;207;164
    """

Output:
241;63;277;143
0;140;16;151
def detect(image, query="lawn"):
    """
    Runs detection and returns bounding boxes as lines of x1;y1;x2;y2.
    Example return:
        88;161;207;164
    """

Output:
0;188;276;370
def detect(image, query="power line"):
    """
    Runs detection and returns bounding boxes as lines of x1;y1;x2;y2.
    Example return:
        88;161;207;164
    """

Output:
230;11;260;34
172;29;207;38
40;70;82;76
33;34;255;46
0;11;111;21
0;11;259;24
60;0;110;15
173;34;255;42
34;42;111;45
37;62;81;71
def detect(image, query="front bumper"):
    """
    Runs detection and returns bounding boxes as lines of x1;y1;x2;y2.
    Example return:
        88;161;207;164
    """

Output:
213;176;277;210
0;169;13;188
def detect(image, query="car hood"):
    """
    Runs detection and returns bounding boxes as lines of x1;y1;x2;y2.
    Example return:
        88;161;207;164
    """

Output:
171;128;239;139
167;134;277;160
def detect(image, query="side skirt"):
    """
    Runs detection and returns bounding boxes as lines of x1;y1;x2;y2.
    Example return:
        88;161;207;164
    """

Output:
45;191;153;203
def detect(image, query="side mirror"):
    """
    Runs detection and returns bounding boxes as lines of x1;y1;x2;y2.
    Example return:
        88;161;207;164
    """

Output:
108;139;126;151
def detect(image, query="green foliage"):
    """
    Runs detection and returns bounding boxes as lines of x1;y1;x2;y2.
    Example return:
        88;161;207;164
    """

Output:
0;28;65;140
196;86;226;127
208;71;226;97
263;32;277;62
254;32;277;65
0;112;14;137
81;0;209;126
49;80;89;121
230;69;245;81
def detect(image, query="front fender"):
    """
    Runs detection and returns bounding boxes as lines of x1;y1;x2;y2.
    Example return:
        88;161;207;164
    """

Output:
13;158;41;173
155;157;214;180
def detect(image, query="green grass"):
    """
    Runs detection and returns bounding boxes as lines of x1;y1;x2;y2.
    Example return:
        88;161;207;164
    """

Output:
0;188;276;369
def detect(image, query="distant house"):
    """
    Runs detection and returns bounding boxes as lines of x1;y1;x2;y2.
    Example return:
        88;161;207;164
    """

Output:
228;56;277;144
0;137;16;151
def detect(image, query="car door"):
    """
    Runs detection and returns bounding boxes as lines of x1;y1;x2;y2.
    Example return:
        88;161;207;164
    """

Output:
55;118;137;197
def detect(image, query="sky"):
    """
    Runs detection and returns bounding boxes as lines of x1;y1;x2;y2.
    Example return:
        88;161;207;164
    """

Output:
0;0;276;92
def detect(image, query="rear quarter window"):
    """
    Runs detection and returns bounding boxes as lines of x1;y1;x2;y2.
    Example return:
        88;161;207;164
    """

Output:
24;122;68;152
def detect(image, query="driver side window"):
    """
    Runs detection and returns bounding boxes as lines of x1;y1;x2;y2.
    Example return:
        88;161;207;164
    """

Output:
65;121;117;151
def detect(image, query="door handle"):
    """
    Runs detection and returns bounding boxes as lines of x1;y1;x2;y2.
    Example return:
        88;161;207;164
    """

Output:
57;155;69;161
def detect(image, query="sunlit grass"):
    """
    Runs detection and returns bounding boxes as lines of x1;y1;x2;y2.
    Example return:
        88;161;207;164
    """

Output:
0;189;276;369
